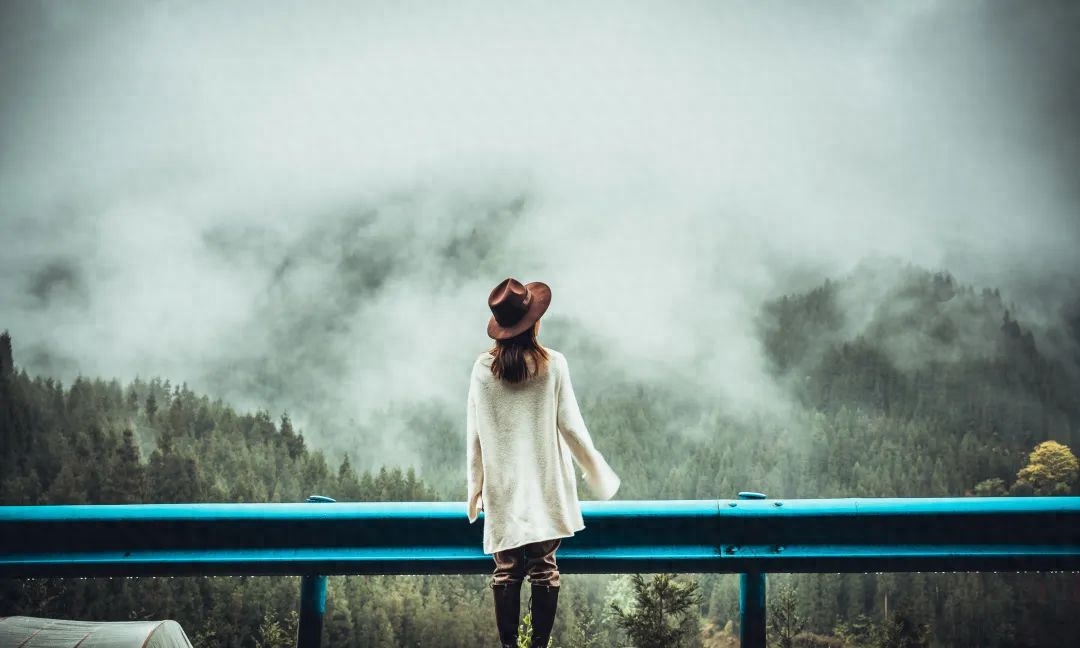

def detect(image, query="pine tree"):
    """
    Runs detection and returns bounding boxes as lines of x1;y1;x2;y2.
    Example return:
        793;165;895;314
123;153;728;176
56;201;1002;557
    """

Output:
337;454;363;501
145;392;158;422
0;330;13;378
280;412;305;459
768;583;805;648
610;574;702;648
102;428;145;503
45;463;86;504
876;612;930;648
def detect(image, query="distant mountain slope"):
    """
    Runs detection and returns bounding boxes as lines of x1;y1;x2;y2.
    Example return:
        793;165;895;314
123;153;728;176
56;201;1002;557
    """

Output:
759;260;1080;449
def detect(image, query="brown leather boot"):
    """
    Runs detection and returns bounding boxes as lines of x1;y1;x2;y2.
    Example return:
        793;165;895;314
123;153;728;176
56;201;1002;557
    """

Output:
529;583;560;648
492;580;522;648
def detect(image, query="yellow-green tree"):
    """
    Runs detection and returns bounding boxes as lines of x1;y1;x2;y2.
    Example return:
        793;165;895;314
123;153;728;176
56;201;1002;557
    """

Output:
1014;441;1079;495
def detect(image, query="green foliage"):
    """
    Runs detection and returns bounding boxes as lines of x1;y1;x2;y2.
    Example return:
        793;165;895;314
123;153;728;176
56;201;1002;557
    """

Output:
768;583;805;648
876;614;930;648
610;574;702;648
518;610;533;648
972;477;1007;497
102;428;145;503
832;612;930;648
567;601;603;648
255;609;297;648
0;359;468;646
791;632;843;648
833;614;878;647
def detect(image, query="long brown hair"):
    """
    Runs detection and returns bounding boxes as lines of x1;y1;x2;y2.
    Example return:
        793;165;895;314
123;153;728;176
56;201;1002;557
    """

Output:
489;321;549;384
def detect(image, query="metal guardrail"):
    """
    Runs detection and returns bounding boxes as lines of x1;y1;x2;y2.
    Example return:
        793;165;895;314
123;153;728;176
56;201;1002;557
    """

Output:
2;494;1079;648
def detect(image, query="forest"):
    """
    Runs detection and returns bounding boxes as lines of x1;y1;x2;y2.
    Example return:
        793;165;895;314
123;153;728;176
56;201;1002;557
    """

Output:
2;262;1079;647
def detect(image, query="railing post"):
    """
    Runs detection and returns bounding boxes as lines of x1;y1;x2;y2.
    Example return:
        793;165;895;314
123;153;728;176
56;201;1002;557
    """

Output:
737;492;767;648
297;495;335;648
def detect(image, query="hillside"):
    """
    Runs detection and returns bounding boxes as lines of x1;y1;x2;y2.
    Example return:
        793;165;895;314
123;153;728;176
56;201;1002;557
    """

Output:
2;264;1078;647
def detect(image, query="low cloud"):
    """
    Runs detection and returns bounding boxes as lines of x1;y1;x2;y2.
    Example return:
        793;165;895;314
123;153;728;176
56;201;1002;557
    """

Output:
1;0;1077;466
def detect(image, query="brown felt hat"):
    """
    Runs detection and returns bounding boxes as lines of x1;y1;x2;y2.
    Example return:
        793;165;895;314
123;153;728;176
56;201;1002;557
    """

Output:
486;277;551;340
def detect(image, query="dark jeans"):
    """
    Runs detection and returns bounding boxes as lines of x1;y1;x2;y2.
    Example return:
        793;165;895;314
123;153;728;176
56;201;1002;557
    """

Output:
491;539;561;587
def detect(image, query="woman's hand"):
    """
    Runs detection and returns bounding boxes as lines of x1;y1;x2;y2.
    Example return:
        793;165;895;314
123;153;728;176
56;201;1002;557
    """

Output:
476;495;484;512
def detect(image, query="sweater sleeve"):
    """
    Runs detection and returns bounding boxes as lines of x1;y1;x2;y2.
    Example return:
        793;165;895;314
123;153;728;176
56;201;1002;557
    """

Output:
465;368;484;523
556;354;621;500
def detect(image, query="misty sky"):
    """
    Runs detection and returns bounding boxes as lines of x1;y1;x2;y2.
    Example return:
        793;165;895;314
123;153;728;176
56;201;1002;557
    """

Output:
1;1;1078;464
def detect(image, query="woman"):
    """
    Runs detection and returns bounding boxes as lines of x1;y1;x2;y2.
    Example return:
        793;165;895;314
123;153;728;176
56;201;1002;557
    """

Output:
466;277;621;648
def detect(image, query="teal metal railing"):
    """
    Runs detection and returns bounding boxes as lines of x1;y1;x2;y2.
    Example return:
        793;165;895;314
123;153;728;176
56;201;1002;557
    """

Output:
2;494;1079;648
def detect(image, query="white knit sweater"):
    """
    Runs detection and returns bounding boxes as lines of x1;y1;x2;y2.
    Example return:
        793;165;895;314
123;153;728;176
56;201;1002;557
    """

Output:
466;348;621;554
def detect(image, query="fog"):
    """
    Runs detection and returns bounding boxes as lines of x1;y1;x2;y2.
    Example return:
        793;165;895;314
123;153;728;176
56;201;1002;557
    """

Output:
2;0;1078;465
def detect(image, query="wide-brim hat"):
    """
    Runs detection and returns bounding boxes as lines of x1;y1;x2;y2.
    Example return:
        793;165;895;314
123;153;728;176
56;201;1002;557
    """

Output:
487;277;551;340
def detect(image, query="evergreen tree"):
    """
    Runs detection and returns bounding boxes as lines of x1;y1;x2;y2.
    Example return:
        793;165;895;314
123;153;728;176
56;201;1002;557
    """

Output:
325;597;356;647
0;330;13;378
768;583;805;648
337;454;364;501
145;392;158;423
102;428;146;503
280;412;305;459
876;612;930;648
611;574;702;648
